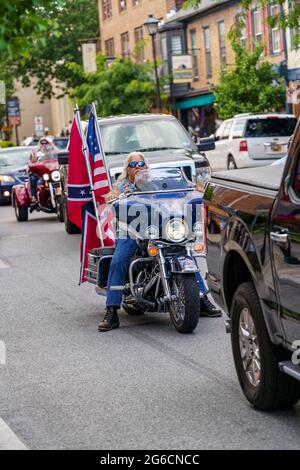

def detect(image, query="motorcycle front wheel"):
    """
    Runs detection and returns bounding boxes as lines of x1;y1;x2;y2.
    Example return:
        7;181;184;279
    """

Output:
169;274;200;334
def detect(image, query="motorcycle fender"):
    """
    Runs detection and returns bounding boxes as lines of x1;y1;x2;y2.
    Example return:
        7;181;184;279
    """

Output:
170;256;199;274
13;184;30;207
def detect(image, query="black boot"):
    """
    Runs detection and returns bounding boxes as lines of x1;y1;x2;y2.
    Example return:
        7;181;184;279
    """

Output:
98;307;120;332
200;295;222;317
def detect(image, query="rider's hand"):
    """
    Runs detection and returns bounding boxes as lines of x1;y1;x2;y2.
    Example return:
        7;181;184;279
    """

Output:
104;189;121;202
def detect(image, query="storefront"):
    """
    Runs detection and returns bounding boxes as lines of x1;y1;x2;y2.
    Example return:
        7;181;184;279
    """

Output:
172;94;216;139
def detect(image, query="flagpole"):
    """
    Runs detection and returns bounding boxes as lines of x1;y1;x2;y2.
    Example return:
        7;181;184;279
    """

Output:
91;102;113;190
74;105;104;247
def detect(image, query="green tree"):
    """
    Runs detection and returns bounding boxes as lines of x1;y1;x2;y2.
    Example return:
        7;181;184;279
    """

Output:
213;37;286;119
10;0;99;100
70;55;160;116
184;0;300;45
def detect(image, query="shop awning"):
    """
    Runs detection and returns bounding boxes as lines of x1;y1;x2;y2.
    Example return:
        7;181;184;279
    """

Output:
172;94;215;110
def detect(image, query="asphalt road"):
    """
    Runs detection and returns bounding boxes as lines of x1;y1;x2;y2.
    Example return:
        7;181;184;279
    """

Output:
0;205;300;450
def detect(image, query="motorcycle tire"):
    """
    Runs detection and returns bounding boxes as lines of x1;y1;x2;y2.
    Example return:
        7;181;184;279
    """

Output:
169;274;200;334
56;196;64;223
14;198;28;222
63;194;81;234
231;282;300;410
122;303;146;316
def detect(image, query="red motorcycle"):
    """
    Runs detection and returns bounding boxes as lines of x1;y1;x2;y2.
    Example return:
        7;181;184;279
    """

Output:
12;151;64;222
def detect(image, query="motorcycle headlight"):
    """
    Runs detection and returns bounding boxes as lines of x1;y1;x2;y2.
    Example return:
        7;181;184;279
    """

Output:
144;225;159;239
51;170;60;182
165;218;188;243
0;175;15;183
43;173;50;181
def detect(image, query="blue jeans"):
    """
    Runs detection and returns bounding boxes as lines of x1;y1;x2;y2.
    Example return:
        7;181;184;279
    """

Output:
106;238;208;308
30;173;40;198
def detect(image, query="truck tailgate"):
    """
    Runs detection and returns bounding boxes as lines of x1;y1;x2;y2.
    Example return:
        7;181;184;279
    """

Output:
212;165;283;192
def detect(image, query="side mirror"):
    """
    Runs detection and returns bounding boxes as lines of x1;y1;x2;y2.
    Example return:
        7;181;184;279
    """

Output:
197;137;215;152
58;151;69;165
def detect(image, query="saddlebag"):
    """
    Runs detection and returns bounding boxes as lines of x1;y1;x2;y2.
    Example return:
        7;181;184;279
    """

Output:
85;247;115;287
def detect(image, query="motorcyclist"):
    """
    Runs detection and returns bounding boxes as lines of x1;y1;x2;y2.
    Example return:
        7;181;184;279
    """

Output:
29;136;58;202
98;152;221;333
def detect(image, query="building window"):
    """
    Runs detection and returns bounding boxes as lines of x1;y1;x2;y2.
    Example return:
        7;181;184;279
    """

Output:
171;35;183;55
203;26;212;79
102;0;112;20
253;9;263;44
270;5;281;53
121;32;130;58
190;30;199;81
132;0;140;6
119;0;126;13
105;38;115;57
218;20;227;68
134;26;144;62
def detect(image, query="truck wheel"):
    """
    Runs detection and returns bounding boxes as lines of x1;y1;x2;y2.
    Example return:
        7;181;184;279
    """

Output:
169;274;200;333
14;197;28;222
227;155;237;170
63;195;80;234
231;282;300;410
122;303;146;316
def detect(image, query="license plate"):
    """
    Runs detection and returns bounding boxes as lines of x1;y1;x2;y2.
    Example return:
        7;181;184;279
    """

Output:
271;143;282;152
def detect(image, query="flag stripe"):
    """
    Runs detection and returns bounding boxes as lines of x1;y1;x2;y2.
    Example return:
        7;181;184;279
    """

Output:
94;180;110;190
94;167;106;176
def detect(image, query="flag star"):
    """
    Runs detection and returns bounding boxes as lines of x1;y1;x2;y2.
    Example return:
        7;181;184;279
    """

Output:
80;189;86;196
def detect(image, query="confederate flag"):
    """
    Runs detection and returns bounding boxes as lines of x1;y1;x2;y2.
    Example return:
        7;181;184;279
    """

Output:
67;115;92;229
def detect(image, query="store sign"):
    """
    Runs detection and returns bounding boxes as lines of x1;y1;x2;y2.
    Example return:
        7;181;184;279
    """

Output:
7;96;21;126
172;55;193;84
34;116;44;136
82;42;97;73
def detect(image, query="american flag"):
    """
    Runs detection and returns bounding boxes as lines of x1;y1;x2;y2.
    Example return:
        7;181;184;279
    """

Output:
87;110;110;201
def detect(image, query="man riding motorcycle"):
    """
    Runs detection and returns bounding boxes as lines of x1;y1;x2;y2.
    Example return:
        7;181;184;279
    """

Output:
98;151;220;332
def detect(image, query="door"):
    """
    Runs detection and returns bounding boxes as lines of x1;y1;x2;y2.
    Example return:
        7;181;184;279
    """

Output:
271;146;300;345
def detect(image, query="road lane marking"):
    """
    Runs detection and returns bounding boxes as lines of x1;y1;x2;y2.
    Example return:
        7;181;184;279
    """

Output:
0;418;27;450
0;260;9;269
0;235;29;241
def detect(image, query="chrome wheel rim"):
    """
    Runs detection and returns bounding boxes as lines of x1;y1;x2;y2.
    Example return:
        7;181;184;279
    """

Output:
170;278;185;324
238;307;261;387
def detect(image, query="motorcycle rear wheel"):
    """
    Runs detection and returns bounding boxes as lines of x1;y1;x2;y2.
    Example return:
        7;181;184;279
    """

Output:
169;274;200;334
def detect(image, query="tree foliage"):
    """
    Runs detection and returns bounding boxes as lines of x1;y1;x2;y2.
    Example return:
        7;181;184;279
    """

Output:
9;0;99;100
184;0;300;46
213;35;286;119
70;55;159;116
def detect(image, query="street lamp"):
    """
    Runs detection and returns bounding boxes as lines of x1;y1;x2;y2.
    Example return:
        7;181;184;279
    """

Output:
144;14;162;112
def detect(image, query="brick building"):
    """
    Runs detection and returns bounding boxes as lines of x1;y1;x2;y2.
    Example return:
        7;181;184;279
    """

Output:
164;0;287;135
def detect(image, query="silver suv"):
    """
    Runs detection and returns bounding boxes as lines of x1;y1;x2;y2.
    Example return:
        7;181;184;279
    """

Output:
205;113;297;170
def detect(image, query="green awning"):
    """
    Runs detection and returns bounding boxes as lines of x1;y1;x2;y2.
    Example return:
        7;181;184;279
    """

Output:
172;94;215;110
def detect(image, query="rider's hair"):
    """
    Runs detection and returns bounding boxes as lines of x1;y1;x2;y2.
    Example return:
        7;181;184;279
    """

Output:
117;152;149;181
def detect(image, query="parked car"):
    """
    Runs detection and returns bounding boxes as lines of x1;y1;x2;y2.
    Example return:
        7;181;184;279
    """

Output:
203;117;300;410
58;113;214;234
0;147;34;204
206;113;297;171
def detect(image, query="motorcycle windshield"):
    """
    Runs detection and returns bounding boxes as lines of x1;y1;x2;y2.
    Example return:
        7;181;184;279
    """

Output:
134;168;193;192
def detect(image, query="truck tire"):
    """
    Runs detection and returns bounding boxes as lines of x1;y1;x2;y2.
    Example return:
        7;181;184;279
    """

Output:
14;197;28;222
227;155;237;170
169;274;200;334
231;282;300;410
63;195;80;234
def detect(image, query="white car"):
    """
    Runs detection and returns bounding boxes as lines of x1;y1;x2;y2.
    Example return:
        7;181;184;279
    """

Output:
206;113;297;170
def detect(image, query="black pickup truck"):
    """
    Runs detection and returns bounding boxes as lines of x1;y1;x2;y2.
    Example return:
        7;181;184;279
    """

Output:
204;119;300;410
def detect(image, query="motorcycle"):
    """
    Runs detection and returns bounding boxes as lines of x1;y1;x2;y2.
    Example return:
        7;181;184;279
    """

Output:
12;149;64;222
86;167;205;334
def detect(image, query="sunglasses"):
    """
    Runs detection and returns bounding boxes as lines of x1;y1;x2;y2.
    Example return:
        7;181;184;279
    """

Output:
128;161;146;169
40;141;48;145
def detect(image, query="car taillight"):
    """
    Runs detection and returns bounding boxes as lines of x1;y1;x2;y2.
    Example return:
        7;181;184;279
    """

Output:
239;140;248;152
201;204;208;255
